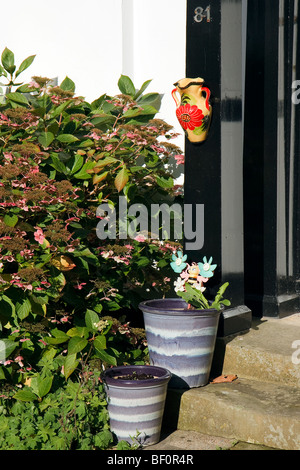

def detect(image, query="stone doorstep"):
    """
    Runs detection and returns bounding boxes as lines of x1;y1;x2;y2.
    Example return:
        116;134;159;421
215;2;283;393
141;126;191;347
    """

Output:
148;315;300;451
212;315;300;387
170;377;300;450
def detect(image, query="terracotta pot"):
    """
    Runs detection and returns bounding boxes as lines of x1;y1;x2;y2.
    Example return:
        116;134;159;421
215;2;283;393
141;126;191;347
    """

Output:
102;364;171;446
139;298;220;388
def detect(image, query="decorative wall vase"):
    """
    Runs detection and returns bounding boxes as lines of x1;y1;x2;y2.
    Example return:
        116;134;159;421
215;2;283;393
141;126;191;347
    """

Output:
102;365;171;446
139;298;220;389
172;77;212;143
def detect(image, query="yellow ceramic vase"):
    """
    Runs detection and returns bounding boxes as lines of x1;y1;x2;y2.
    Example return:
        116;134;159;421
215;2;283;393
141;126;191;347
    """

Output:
172;77;212;143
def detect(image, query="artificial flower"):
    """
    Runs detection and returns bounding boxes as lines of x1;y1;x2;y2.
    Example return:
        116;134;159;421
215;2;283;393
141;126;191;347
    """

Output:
198;256;217;278
170;250;187;273
174;277;185;292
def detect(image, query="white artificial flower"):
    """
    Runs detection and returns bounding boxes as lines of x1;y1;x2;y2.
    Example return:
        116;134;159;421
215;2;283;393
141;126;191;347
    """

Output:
174;277;185;292
194;282;206;292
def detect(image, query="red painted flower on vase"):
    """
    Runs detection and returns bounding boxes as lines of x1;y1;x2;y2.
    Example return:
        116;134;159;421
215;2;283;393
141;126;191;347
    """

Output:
176;103;204;131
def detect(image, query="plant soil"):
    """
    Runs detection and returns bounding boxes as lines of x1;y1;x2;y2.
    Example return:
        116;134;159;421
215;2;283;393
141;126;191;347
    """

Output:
114;371;155;381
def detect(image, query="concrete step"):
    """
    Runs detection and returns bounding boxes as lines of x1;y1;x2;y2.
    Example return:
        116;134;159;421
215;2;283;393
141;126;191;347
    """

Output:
161;315;300;450
212;315;300;387
169;377;300;450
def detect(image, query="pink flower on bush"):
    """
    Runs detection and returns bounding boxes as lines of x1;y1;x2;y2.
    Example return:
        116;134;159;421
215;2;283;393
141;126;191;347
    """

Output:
134;234;146;242
174;154;185;166
74;282;86;290
34;227;45;244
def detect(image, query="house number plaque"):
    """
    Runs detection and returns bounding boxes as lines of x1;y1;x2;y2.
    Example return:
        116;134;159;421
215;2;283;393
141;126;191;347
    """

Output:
194;6;211;23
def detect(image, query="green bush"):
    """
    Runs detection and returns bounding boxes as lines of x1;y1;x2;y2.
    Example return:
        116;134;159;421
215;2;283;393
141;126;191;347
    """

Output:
0;48;183;449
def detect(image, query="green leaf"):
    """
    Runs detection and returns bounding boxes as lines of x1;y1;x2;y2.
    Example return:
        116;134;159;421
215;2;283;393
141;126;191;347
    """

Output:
118;75;136;97
44;329;70;345
85;309;100;333
73;160;95;179
49;99;73;118
114;166;129;192
177;282;210;309
91;94;107;110
1;48;15;74
0;295;16;318
136;256;150;267
93;156;118;169
60;76;75;92
13;388;37;402
6;92;28;106
3;214;18;227
134;79;152;100
16;297;32;320
50;154;67;173
38;131;55;148
63;354;79;379
95;349;117;366
68;336;88;355
123;107;142;118
15;55;36;78
0;339;17;360
56;134;79;144
94;335;106;351
69;154;84;174
0;64;7;77
94;430;113;449
140;105;158;115
31;375;53;398
91;114;115;126
137;92;161;111
93;171;108;184
156;175;173;189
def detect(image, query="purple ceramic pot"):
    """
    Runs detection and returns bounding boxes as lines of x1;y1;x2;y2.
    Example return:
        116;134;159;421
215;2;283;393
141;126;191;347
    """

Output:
139;298;221;389
102;365;171;446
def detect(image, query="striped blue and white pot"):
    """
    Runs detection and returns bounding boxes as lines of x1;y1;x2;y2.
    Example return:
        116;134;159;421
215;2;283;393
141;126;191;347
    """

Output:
139;298;221;389
102;365;171;446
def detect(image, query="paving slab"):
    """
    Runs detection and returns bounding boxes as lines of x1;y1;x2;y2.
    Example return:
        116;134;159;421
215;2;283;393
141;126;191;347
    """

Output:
145;430;277;451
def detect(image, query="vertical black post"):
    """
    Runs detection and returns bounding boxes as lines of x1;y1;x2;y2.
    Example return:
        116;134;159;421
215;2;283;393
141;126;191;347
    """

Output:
244;0;300;317
184;0;252;335
295;1;300;283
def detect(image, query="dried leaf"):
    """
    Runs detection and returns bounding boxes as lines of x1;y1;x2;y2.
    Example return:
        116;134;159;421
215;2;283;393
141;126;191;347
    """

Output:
210;374;238;384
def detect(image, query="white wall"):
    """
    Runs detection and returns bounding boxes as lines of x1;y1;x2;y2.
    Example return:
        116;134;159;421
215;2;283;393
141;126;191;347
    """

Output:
122;0;186;150
1;0;186;153
1;0;123;99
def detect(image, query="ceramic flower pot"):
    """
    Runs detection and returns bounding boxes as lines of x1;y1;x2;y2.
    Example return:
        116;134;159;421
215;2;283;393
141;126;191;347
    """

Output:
102;364;171;446
139;298;220;389
172;77;212;143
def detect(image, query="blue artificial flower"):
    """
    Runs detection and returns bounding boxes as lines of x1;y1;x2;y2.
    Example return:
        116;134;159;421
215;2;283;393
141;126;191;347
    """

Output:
170;250;187;273
198;256;217;278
